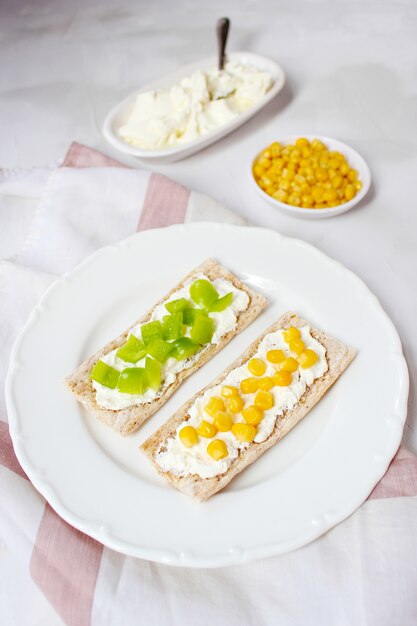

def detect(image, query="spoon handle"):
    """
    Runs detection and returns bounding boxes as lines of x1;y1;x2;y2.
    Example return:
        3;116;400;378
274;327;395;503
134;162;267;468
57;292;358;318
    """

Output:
216;17;230;71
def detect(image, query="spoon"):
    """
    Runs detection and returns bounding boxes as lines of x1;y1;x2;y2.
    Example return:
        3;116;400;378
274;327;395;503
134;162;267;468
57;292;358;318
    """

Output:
217;17;230;71
212;17;234;99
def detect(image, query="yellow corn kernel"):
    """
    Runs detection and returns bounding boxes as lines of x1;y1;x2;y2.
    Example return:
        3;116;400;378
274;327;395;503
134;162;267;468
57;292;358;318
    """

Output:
296;137;310;148
331;175;343;189
269;141;282;156
254;390;274;410
280;357;299;372
355;180;363;191
315;167;329;182
302;194;314;207
258;376;274;391
283;326;301;342
273;189;289;203
207;439;228;460
253;164;263;178
312;187;324;202
232;422;257;443
266;186;276;196
197;420;217;438
240;377;259;394
302;146;312;158
273;370;292;386
179;425;199;448
282;168;295;181
221;385;239;398
344;184;356;201
288;194;301;207
248;358;267;377
278;179;291;192
289;338;306;354
298;349;319;369
267;349;285;363
227;395;245;414
323;189;338;202
311;139;325;151
214;411;233;432
262;149;272;160
204;396;225;418
340;162;349;175
242;405;264;426
347;169;357;182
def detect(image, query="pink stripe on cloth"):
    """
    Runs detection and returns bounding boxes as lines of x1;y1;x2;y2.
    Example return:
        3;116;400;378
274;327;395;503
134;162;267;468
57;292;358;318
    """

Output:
30;504;104;626
137;172;190;230
62;141;127;169
369;445;417;499
0;420;28;480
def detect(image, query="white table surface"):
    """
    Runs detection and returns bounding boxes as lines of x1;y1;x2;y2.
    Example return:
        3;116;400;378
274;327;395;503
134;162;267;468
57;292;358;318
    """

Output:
1;0;416;453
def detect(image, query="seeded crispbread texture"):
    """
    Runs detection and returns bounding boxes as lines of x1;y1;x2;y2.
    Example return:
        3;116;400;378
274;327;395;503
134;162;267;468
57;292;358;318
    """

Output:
141;312;356;500
65;258;268;436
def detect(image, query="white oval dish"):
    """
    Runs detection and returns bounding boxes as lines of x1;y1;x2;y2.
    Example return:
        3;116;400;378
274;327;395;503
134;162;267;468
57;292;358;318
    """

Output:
250;135;371;218
103;52;285;163
6;223;407;567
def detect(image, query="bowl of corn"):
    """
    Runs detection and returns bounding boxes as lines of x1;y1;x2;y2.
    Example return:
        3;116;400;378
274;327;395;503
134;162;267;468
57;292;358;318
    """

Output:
250;135;371;218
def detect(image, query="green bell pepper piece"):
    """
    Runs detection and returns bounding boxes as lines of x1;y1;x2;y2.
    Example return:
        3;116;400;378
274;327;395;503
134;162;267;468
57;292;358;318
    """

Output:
208;292;233;312
190;316;214;344
141;320;163;344
146;337;173;363
116;334;147;363
189;279;219;307
183;307;208;326
145;356;161;391
89;360;120;389
117;367;147;394
162;312;184;341
165;298;189;314
170;337;201;360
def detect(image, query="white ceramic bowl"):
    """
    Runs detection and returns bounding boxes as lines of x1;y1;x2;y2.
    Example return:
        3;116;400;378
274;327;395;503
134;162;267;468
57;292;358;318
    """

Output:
102;51;285;164
250;135;371;219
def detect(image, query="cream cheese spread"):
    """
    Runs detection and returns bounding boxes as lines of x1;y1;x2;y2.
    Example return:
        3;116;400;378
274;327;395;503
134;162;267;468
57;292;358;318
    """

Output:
92;275;249;410
118;62;273;150
155;326;328;479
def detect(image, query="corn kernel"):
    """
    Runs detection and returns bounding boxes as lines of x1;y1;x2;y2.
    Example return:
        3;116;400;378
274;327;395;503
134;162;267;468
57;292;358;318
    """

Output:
179;425;199;448
344;185;356;201
248;358;267;377
227;395;245;414
214;411;233;432
323;189;337;202
355;180;363;191
253;164;263;178
258;376;274;391
254;390;274;410
269;141;282;156
204;396;225;418
312;139;325;151
273;370;292;386
340;162;349;175
267;349;285;363
240;377;259;394
280;357;299;372
207;439;228;460
288;194;301;206
221;385;239;398
331;175;343;189
296;137;309;148
312;187;324;202
242;405;264;425
232;423;257;443
289;338;306;354
347;169;357;182
298;349;319;369
316;167;328;182
197;420;217;438
283;326;301;342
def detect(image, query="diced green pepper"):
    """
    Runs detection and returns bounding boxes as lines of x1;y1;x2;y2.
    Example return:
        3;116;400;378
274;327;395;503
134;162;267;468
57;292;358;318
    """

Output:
117;367;147;394
145;356;161;391
162;312;184;341
116;334;147;363
146;337;173;363
165;298;189;314
170;337;201;360
89;360;120;389
191;316;214;344
208;292;233;312
183;307;208;326
141;320;163;345
189;279;219;307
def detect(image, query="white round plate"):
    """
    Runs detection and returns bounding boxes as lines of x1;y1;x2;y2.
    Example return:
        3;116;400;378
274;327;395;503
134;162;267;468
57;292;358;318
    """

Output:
6;223;407;567
103;51;285;163
250;135;371;218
